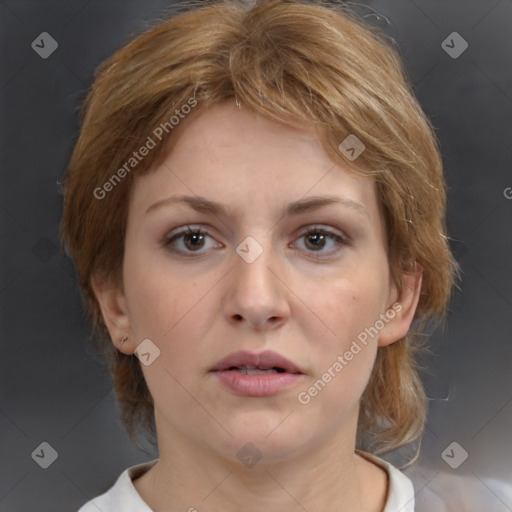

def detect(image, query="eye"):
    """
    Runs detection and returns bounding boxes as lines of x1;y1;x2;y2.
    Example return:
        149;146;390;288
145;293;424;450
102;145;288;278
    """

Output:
163;224;349;258
163;225;220;255
292;226;349;258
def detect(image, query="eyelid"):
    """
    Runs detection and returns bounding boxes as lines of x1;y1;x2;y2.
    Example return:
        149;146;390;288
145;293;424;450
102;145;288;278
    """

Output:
295;224;351;244
164;223;350;240
163;224;217;246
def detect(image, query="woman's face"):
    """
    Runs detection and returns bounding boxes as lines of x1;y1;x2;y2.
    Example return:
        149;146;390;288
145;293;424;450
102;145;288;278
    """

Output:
112;100;408;464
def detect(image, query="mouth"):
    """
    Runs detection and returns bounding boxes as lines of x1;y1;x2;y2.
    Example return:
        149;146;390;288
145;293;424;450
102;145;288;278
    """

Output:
210;350;303;374
210;350;304;397
226;366;288;375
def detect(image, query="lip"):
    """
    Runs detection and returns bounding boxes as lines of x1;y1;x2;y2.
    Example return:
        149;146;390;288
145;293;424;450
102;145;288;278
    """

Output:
210;350;303;374
210;350;305;397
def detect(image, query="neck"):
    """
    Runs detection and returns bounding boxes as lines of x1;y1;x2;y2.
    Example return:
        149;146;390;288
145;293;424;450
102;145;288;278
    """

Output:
134;408;387;512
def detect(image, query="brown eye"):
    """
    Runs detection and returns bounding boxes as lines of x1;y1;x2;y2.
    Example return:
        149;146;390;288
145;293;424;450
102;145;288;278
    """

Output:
293;227;348;258
304;232;329;251
164;226;218;254
181;231;206;251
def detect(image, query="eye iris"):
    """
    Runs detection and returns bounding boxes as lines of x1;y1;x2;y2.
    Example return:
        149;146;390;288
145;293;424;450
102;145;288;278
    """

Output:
184;232;205;250
305;233;326;250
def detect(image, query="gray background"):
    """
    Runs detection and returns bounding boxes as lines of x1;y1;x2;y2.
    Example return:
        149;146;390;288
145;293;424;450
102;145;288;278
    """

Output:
0;0;511;511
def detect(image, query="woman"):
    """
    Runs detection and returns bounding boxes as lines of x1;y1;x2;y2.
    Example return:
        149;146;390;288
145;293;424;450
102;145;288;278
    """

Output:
60;0;459;510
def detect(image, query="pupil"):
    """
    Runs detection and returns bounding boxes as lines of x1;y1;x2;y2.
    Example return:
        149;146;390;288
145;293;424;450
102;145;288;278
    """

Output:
307;233;325;249
186;233;204;250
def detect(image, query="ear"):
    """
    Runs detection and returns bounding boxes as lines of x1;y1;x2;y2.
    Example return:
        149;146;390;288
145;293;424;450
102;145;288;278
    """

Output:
378;261;423;347
91;273;134;353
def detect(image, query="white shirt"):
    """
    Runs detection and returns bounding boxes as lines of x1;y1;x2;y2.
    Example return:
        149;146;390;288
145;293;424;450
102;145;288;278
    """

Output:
77;452;415;512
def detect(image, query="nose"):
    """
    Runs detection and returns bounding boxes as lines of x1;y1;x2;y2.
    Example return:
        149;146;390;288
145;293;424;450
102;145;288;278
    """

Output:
223;236;290;332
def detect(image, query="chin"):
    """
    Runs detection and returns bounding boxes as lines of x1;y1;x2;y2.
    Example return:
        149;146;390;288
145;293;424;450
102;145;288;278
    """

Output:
214;413;306;462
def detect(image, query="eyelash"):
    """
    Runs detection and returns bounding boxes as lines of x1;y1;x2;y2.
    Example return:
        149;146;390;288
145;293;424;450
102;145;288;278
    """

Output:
163;225;350;259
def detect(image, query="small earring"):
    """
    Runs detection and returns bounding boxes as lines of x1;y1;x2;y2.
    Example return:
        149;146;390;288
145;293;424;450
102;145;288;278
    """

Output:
119;335;128;348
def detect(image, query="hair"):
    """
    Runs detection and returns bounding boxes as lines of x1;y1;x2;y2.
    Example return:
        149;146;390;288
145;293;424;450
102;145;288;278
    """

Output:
60;0;460;459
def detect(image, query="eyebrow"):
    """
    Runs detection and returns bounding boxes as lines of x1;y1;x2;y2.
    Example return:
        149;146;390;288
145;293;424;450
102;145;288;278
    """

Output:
145;194;368;218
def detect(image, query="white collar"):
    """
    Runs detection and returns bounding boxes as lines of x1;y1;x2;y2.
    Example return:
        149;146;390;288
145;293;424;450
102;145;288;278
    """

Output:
102;452;415;511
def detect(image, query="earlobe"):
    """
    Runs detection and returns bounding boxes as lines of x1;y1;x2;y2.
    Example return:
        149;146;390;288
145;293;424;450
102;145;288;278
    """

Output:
378;262;423;347
91;273;133;352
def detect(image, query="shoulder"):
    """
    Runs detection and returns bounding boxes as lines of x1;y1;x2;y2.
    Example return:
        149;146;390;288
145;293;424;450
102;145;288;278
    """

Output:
76;459;158;512
76;487;111;512
357;451;416;512
406;468;512;512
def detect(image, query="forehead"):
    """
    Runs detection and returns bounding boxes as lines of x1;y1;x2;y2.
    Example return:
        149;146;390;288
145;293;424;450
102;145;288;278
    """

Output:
171;100;320;150
129;100;381;226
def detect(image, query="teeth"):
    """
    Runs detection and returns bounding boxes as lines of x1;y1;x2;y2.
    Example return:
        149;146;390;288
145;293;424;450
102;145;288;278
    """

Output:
233;367;279;375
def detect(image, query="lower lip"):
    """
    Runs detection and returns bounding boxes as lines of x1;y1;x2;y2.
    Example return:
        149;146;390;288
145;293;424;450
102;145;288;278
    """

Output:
212;370;304;396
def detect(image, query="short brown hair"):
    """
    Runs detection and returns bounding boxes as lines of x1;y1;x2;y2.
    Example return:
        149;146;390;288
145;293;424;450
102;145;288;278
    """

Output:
60;0;459;456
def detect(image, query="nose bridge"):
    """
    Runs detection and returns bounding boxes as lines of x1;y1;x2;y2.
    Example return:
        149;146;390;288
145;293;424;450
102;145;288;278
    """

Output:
234;230;280;293
225;229;289;327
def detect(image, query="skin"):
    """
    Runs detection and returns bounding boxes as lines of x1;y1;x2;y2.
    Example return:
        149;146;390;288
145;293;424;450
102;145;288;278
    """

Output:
93;99;422;512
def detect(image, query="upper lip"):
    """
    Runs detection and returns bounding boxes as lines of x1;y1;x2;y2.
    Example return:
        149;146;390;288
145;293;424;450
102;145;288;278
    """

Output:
210;350;303;374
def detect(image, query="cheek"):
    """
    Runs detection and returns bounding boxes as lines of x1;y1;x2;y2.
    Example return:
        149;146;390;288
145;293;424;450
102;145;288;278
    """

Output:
123;248;187;341
298;268;386;401
122;249;219;369
308;269;387;348
297;291;379;425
